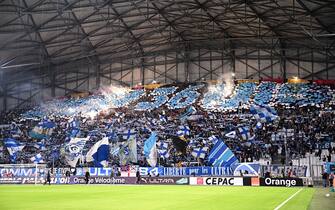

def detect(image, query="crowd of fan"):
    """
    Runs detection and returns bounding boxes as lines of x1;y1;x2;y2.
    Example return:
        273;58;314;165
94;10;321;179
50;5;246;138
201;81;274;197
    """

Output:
0;81;334;168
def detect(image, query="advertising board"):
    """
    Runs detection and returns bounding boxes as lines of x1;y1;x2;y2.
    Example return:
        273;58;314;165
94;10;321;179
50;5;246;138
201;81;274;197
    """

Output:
259;177;303;187
139;177;189;185
0;177;44;184
69;176;137;184
190;177;243;186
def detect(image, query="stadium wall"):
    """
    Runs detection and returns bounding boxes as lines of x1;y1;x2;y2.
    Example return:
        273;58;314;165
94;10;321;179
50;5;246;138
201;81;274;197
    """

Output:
0;164;311;187
0;175;307;187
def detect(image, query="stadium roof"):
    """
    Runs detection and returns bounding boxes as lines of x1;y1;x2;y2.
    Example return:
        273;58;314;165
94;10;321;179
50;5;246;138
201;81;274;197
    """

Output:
0;0;334;74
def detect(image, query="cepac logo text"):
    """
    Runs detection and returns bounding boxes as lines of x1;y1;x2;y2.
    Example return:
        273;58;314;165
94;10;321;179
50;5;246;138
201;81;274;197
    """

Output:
205;177;234;185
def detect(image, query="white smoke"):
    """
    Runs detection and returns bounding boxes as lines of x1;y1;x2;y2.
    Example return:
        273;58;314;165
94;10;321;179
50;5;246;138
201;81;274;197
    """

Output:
217;72;235;98
207;72;235;100
201;72;236;109
100;83;131;108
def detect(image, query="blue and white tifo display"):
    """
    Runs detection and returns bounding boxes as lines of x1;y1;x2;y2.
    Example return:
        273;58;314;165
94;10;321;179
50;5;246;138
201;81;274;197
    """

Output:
23;81;335;118
1;80;332;171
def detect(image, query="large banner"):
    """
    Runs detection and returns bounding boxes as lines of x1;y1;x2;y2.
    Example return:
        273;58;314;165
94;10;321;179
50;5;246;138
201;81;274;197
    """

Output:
259;177;303;187
232;163;260;176
260;165;307;177
190;177;243;186
139;167;232;177
139;177;189;185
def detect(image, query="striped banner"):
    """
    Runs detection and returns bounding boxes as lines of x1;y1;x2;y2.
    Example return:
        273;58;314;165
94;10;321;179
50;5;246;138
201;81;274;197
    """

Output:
208;140;238;167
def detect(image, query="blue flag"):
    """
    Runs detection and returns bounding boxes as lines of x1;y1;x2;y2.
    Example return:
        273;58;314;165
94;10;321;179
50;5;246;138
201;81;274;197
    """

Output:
51;148;60;160
4;138;25;163
121;129;136;140
67;118;80;129
110;145;120;157
107;130;117;141
144;132;157;167
67;118;80;137
86;137;109;167
255;122;263;130
9;123;21;138
147;118;157;127
179;106;197;121
30;153;44;164
250;105;278;123
69;128;81;138
208;135;219;144
177;125;190;136
238;127;252;141
157;142;169;159
208;139;238;167
192;147;208;159
64;137;88;167
33;142;46;150
119;138;137;165
29;120;55;139
159;115;167;123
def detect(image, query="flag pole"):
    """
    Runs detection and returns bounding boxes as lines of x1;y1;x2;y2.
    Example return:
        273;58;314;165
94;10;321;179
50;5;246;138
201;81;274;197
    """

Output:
35;163;38;185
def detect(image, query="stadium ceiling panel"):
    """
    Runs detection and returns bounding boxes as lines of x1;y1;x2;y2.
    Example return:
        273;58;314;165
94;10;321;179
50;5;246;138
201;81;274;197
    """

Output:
0;0;334;76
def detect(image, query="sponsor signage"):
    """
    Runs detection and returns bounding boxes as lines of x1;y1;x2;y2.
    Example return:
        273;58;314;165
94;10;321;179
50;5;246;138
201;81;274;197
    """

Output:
51;176;70;184
0;168;46;177
139;167;232;177
139;177;189;185
260;178;303;187
0;176;137;185
120;165;137;177
0;177;45;184
69;176;137;185
75;168;113;176
251;177;260;186
0;178;23;184
50;176;137;184
190;177;243;186
75;167;135;177
241;177;260;186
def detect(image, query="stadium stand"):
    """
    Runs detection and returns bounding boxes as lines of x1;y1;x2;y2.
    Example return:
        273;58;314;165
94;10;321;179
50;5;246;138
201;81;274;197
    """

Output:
0;81;334;181
1;0;335;209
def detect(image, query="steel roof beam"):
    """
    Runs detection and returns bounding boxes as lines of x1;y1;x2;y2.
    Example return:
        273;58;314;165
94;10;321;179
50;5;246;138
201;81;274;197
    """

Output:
149;0;187;42
296;0;333;34
0;0;82;49
107;1;145;55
